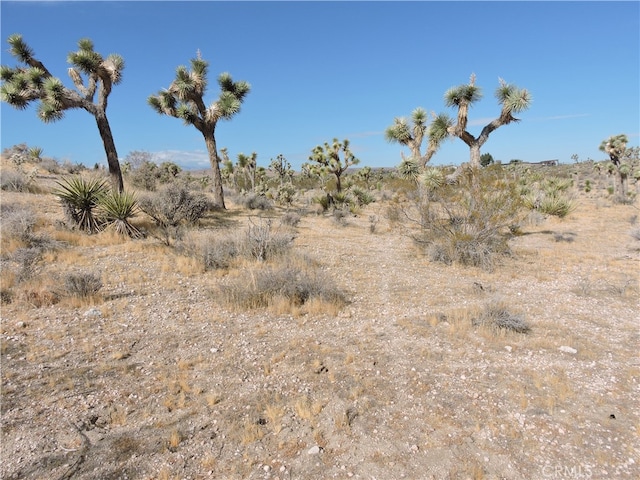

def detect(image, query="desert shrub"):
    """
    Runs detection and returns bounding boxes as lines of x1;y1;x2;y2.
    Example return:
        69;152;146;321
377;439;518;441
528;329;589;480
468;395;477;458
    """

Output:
184;219;295;270
1;204;37;242
414;169;523;271
62;160;86;174
472;299;530;333
350;187;375;206
0;169;38;193
630;227;640;242
242;193;273;210
312;194;332;212
538;193;576;218
129;160;161;191
63;272;103;298
243;219;295;261
218;260;346;310
280;211;302;227
275;184;297;206
139;183;210;244
12;247;44;282
99;190;143;238
40;158;61;174
53;176;109;233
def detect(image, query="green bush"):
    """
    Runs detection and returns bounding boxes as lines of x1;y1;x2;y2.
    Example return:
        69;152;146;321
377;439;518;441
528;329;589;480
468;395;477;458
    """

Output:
415;169;523;271
99;190;143;238
53;176;109;233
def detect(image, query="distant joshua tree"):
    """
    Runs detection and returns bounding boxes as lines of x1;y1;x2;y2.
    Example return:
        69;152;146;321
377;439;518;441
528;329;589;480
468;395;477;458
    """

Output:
436;74;532;169
0;34;125;192
309;138;360;192
385;107;450;169
599;134;631;201
148;51;250;209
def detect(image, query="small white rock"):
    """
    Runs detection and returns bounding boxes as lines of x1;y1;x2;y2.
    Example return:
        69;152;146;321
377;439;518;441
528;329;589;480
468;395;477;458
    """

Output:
559;346;577;354
307;445;321;455
504;346;512;352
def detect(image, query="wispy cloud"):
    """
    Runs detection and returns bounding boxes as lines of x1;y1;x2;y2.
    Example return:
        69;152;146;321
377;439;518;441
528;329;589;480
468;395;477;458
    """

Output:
468;117;496;127
532;113;590;121
151;150;210;170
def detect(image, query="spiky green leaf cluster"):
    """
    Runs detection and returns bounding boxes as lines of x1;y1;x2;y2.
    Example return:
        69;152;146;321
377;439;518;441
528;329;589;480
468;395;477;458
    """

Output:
7;34;34;63
444;83;482;107
53;176;109;233
99;190;143;238
148;57;250;131
428;113;453;143
496;79;531;114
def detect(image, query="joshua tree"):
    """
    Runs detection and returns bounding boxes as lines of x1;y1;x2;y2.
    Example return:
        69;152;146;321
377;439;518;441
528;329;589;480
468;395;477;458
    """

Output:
1;35;125;192
237;152;258;192
148;52;250;209
309;138;359;193
439;74;532;169
599;134;630;200
269;154;294;186
385;107;451;168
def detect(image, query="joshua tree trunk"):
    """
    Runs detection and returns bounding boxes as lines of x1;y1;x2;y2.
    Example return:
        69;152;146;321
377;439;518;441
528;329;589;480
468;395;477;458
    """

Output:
204;132;226;209
94;111;124;193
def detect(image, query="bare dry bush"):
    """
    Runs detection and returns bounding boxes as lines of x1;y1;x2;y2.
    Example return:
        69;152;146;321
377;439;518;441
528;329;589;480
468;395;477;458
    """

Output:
412;168;524;271
218;257;346;311
472;299;531;333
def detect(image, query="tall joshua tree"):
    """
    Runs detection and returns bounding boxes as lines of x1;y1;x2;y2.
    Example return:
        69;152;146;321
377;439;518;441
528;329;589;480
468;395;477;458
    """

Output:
599;134;630;201
385;107;450;168
148;53;250;209
439;74;532;168
309;138;359;192
0;34;125;192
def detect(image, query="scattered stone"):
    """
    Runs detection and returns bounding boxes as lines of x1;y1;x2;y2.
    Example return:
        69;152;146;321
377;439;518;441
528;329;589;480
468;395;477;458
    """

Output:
16;321;26;328
504;346;512;352
84;308;101;318
559;346;577;354
307;445;321;455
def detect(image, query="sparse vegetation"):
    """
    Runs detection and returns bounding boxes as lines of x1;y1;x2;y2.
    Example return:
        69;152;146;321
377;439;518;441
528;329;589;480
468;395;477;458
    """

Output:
412;167;523;270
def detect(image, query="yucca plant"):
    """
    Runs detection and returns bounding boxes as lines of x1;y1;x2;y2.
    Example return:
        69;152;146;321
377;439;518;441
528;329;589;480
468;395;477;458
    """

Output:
418;167;445;192
99;190;143;238
53;176;108;233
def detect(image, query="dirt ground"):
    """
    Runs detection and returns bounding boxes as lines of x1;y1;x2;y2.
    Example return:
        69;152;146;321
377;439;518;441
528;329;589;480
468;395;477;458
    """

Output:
1;175;639;479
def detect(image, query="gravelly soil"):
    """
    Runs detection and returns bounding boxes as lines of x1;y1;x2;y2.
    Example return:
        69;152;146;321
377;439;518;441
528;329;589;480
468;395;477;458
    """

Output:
1;190;639;480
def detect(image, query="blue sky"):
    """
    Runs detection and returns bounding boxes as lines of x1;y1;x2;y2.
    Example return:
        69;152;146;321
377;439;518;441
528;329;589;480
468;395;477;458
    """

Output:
1;1;639;170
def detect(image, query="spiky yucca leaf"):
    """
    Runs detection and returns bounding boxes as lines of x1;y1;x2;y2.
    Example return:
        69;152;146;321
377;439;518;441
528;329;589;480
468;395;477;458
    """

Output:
7;34;34;63
418;167;445;191
37;102;64;122
68;48;103;74
217;91;242;118
397;158;420;181
411;107;428;125
385;117;411;144
99;190;143;238
77;38;95;51
104;54;124;84
444;84;482;107
53;176;108;233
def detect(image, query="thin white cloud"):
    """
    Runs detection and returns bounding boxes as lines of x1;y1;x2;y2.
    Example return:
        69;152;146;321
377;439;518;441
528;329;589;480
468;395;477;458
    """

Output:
532;113;590;121
151;150;210;170
467;117;496;127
